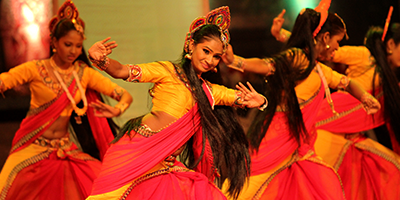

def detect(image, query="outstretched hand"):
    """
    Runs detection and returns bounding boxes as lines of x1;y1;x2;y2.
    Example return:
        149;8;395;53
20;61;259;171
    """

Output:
88;37;118;60
89;99;121;118
236;82;266;108
271;9;286;39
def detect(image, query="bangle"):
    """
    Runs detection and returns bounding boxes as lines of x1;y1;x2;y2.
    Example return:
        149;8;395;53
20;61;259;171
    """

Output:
227;55;245;72
114;103;129;116
89;54;110;71
263;58;276;76
258;96;268;111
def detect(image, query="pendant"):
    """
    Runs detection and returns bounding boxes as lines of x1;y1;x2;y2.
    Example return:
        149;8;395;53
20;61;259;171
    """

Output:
75;116;82;124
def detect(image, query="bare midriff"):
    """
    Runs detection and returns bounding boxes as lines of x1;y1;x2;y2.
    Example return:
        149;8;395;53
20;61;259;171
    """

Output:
41;116;69;139
141;111;178;132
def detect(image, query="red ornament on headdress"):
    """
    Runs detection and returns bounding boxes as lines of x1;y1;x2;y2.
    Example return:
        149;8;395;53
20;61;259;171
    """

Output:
382;6;393;41
313;0;331;37
184;6;231;53
49;0;85;37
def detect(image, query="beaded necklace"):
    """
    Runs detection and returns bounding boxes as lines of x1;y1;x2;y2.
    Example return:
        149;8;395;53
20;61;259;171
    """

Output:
50;57;87;124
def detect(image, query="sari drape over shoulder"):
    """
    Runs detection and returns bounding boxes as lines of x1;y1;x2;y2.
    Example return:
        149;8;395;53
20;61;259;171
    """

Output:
248;83;345;200
89;82;226;200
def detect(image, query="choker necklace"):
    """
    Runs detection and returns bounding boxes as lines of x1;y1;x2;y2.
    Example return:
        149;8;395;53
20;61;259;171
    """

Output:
50;57;87;124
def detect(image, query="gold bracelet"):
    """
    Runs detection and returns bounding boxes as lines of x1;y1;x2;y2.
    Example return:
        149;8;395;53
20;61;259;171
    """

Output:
263;58;276;76
258;95;268;111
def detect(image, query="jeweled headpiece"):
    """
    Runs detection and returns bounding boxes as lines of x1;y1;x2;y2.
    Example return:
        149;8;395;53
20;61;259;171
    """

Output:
313;0;331;37
184;6;231;53
382;6;393;41
49;0;85;37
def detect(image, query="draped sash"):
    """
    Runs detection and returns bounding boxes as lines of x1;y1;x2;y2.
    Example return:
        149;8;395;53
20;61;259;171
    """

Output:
251;82;325;175
86;89;115;160
315;90;385;132
91;82;215;195
10;80;77;154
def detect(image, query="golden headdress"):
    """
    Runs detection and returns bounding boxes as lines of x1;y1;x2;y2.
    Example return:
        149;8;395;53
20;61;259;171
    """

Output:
49;0;85;37
184;6;231;53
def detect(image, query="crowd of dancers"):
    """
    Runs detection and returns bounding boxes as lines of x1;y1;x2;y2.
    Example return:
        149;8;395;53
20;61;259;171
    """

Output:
0;0;399;199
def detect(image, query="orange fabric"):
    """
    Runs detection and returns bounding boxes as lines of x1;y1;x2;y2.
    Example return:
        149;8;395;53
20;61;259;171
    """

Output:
0;142;101;200
0;59;127;117
231;47;347;199
133;61;238;118
337;135;400;200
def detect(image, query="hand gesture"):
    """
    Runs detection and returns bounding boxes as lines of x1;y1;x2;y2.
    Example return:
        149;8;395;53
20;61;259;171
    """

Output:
89;100;121;118
88;37;118;60
221;44;235;65
236;82;267;108
271;9;286;39
361;93;381;114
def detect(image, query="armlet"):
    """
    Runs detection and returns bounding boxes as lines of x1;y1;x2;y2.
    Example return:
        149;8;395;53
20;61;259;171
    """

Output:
124;64;142;82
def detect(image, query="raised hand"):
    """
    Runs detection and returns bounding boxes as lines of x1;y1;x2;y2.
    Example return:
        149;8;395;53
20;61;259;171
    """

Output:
89;99;121;118
271;9;286;39
236;82;267;109
221;44;235;65
88;37;118;60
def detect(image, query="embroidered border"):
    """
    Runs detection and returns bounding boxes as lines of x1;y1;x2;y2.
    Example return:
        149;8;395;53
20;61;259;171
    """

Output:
10;121;51;153
316;91;383;127
0;150;52;200
333;140;353;170
119;166;192;200
28;60;84;116
354;142;400;170
252;149;346;200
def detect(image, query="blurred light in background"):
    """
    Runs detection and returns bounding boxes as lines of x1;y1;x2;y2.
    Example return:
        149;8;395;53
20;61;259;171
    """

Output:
287;0;318;19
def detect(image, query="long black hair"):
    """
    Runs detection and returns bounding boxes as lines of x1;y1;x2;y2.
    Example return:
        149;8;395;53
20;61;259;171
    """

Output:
177;24;251;199
365;23;400;146
248;9;346;150
50;19;118;160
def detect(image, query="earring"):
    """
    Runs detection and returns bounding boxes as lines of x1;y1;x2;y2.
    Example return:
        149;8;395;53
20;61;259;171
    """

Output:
326;45;330;49
185;50;192;60
213;68;218;73
52;48;57;53
388;50;393;55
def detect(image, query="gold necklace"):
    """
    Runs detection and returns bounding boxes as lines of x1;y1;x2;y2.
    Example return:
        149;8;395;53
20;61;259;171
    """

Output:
50;58;88;124
50;57;74;79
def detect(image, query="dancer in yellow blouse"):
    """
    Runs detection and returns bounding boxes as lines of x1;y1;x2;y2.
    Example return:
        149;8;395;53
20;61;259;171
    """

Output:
86;6;266;200
222;1;380;199
0;1;132;199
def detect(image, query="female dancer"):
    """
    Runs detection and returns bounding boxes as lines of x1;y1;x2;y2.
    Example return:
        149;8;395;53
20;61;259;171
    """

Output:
272;6;400;200
86;6;266;200
223;2;380;199
0;1;132;199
